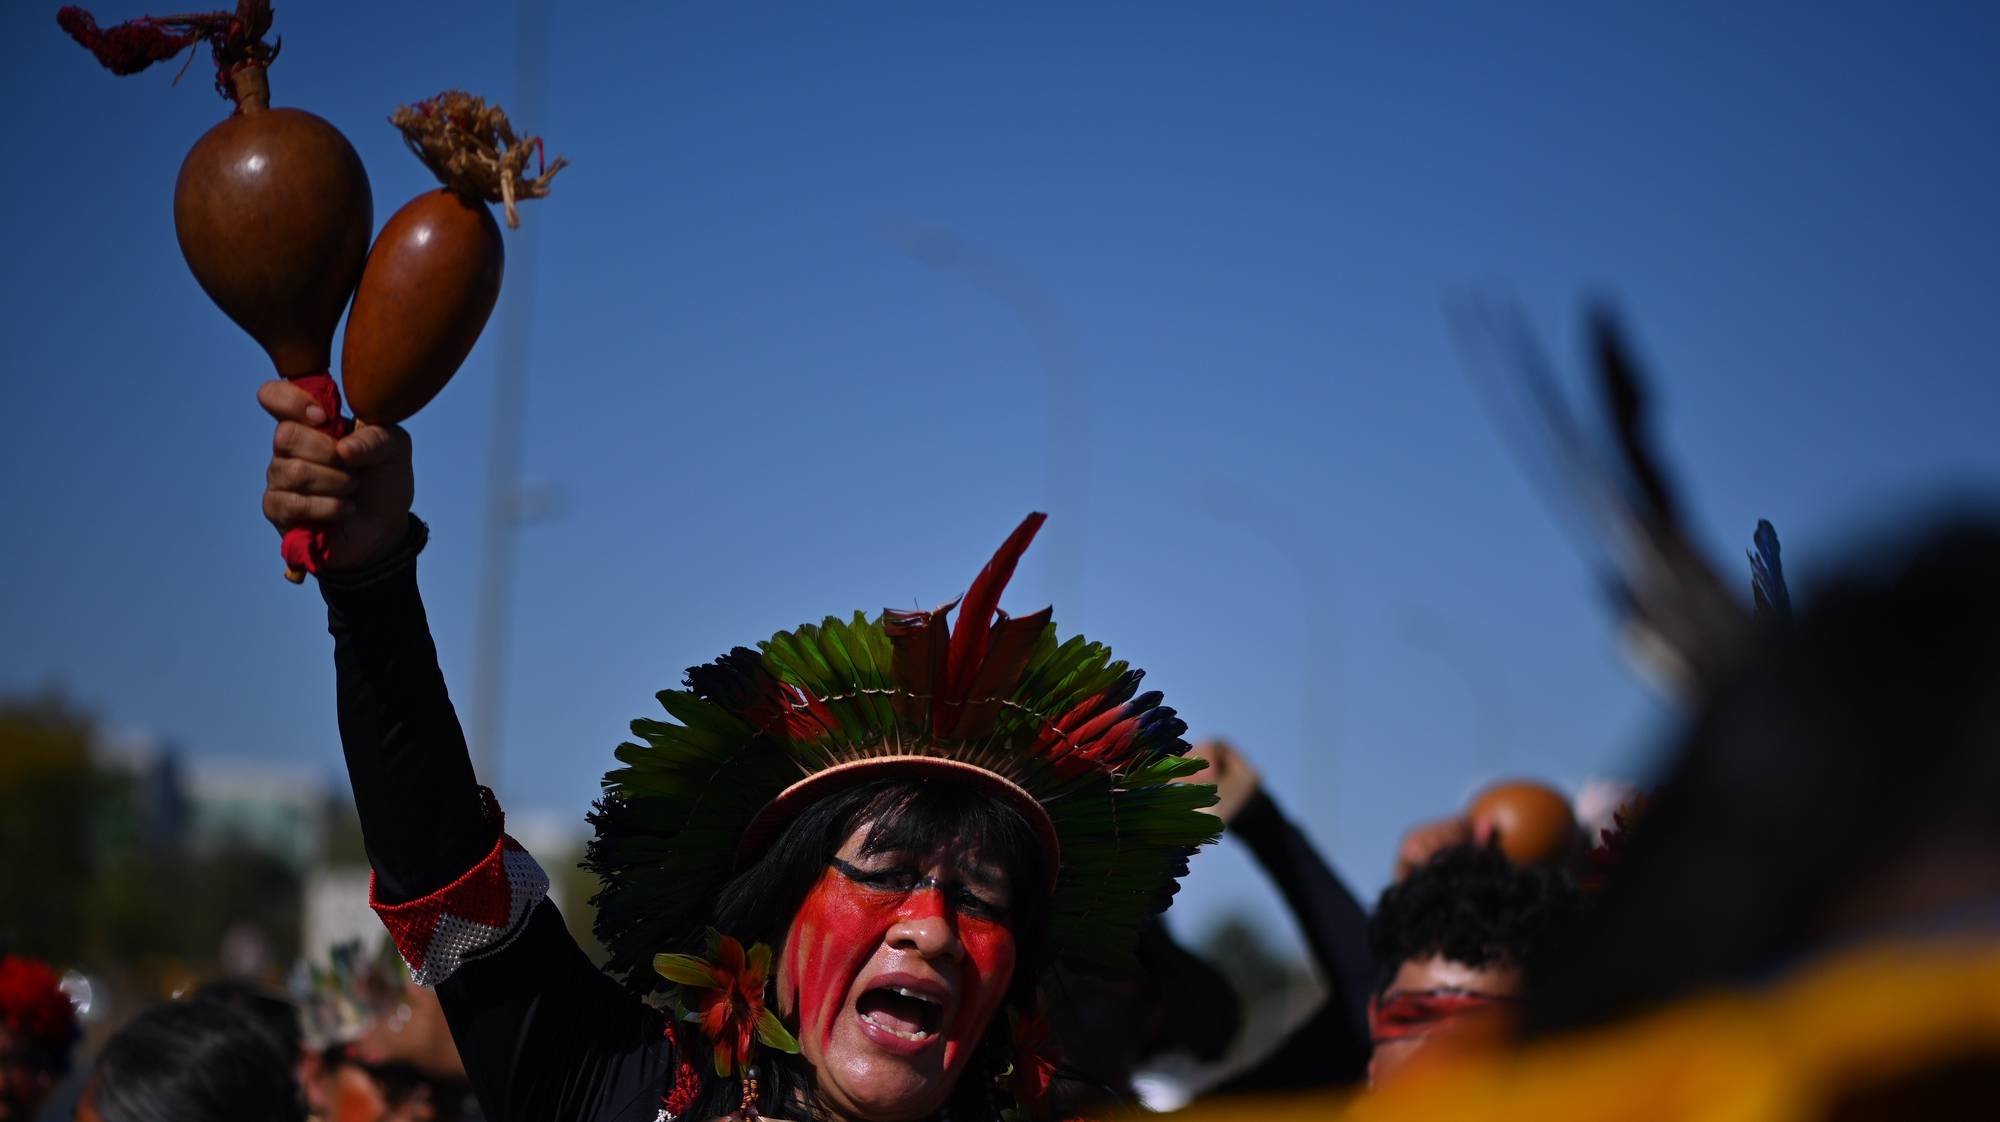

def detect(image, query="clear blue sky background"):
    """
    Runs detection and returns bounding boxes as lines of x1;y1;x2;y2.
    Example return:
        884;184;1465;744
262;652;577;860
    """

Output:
6;2;1998;952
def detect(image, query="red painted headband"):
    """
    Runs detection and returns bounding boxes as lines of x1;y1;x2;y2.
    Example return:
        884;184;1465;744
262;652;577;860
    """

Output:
1367;988;1518;1044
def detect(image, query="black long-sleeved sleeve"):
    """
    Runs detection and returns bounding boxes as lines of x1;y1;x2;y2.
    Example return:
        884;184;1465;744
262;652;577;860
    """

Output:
321;519;490;904
321;519;672;1121
1213;787;1374;1092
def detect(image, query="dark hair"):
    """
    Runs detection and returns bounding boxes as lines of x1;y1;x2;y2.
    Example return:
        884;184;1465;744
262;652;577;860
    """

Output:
1368;843;1582;996
684;777;1052;1122
89;998;306;1122
1524;516;2000;1036
189;980;303;1064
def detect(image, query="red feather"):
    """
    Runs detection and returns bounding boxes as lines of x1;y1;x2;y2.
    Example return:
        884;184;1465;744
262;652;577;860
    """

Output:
1079;715;1144;768
1061;701;1136;755
1035;689;1106;761
690;650;836;742
944;606;1052;739
885;607;951;729
944;513;1047;704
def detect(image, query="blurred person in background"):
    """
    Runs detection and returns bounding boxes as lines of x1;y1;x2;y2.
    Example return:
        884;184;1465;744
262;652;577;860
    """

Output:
1364;844;1582;1088
1181;741;1377;1098
191;978;305;1075
0;956;77;1122
1343;517;2000;1119
1041;918;1241;1114
76;996;305;1122
1392;781;1579;883
1186;755;1584;1102
1043;735;1374;1111
1340;301;2000;1117
294;942;475;1122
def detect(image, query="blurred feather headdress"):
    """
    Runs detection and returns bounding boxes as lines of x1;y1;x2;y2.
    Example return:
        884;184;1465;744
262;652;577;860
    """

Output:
1456;302;1792;699
290;938;408;1051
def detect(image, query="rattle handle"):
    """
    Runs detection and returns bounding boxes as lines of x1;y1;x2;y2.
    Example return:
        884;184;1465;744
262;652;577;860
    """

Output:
279;371;352;583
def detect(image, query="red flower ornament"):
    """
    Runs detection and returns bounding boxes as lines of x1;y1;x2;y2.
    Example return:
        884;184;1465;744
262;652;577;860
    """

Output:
1000;1002;1061;1121
654;930;800;1079
0;955;78;1053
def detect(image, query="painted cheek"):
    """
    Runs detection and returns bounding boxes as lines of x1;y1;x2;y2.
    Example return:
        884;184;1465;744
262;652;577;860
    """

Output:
786;871;900;1050
942;913;1015;1073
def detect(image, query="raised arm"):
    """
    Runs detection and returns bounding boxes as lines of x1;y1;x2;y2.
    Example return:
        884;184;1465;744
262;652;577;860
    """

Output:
259;378;490;899
1192;740;1374;1089
259;382;672;1121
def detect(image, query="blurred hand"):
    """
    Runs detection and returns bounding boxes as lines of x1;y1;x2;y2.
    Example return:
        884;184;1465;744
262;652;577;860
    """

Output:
1188;739;1261;824
259;380;413;571
1394;814;1495;881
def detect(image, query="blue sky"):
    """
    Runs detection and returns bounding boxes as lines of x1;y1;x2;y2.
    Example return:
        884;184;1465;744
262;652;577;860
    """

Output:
6;2;1998;953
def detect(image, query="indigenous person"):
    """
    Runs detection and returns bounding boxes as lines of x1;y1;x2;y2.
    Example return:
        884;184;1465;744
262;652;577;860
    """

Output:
255;382;1218;1122
78;998;307;1122
1364;844;1580;1088
0;955;77;1122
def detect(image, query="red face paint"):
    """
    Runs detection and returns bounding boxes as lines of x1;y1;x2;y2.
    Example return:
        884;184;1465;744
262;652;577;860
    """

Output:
779;857;1016;1086
1367;989;1517;1045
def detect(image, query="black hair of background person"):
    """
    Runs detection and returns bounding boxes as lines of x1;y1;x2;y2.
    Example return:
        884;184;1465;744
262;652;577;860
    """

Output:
191;979;304;1064
1368;844;1583;997
90;998;306;1122
1523;515;2000;1037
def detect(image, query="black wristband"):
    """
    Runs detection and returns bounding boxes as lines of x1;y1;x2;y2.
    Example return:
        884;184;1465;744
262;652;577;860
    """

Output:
315;515;430;593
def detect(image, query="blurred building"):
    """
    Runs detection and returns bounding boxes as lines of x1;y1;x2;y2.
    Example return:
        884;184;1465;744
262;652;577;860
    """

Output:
96;728;330;871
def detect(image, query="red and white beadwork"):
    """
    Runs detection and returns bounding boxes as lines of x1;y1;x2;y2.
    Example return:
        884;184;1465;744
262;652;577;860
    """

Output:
369;788;549;986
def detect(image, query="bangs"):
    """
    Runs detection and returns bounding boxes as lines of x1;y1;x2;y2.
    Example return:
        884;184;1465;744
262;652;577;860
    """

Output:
849;780;1050;893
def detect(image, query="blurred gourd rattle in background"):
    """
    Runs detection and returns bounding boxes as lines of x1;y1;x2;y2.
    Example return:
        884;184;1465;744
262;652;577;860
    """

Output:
58;2;565;581
1467;780;1578;867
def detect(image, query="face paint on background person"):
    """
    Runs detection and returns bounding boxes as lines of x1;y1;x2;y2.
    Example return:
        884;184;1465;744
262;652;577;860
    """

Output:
779;851;1016;1079
1365;956;1522;1088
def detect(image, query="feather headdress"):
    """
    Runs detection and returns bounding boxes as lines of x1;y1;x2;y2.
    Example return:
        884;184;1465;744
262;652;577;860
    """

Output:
1459;302;1792;698
290;938;407;1050
585;514;1218;984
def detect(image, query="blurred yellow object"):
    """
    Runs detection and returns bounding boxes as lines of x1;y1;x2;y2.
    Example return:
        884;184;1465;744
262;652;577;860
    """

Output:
1162;940;2000;1121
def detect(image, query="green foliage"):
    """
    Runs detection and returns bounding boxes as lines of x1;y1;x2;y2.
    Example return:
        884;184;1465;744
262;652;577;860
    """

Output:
0;694;102;959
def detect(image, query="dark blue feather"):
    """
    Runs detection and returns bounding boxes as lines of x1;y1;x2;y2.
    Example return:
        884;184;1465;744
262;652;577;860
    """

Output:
1749;519;1791;622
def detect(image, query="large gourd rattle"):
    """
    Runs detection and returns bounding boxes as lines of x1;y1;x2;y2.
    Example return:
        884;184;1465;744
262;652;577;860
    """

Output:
341;92;567;430
61;0;371;578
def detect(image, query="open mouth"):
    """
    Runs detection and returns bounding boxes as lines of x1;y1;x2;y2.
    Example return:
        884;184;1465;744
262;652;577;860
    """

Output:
856;984;946;1043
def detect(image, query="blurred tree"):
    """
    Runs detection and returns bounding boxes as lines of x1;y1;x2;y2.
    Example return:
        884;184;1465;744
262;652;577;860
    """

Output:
0;694;104;958
321;793;368;866
551;843;610;967
0;692;304;991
